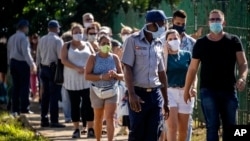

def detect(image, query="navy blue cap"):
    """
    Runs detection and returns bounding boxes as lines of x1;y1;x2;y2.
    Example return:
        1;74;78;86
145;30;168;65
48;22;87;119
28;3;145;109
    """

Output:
17;20;29;28
145;10;169;22
48;20;61;28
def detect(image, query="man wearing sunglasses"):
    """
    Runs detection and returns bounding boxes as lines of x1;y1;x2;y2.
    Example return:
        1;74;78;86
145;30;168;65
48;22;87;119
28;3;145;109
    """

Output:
184;9;248;141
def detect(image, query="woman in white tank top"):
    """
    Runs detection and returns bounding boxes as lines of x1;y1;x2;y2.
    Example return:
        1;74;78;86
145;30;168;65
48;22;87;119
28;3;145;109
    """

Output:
61;23;95;139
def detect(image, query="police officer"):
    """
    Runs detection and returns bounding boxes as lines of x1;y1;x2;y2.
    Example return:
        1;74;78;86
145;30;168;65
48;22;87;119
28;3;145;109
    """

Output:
7;20;37;116
36;20;65;128
122;10;170;141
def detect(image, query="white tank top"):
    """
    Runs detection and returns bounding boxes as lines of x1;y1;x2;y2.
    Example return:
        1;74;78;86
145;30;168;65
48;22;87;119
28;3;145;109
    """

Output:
63;43;92;90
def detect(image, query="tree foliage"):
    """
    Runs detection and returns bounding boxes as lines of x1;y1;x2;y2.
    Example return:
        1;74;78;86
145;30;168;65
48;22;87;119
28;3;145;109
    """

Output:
0;0;182;37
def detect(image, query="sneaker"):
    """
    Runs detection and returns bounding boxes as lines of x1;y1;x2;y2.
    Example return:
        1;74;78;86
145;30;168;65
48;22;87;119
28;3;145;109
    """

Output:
87;128;95;138
41;122;50;127
72;129;80;138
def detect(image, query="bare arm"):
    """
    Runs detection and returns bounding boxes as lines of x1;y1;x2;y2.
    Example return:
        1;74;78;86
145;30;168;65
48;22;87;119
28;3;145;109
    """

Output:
184;58;200;103
61;43;79;70
236;51;248;91
112;54;124;80
123;63;135;96
158;70;169;119
85;55;101;81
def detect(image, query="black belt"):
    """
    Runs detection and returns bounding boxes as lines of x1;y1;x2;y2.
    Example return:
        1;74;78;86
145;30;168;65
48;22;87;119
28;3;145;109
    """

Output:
134;85;161;93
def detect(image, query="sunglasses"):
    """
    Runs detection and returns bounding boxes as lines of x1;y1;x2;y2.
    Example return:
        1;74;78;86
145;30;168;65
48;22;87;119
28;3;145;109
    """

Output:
88;33;97;35
209;18;222;22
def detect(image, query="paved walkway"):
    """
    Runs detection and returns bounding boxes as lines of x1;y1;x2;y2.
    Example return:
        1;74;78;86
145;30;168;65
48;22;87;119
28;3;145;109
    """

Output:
24;101;128;141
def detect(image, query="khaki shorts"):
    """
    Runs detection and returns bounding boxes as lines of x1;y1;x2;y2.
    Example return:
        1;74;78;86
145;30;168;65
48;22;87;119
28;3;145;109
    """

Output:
90;86;118;108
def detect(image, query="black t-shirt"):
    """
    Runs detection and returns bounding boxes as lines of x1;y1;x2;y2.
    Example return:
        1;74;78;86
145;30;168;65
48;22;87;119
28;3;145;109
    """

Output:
192;33;244;91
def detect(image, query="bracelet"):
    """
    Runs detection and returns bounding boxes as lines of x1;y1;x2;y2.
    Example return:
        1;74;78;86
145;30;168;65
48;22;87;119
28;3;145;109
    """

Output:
99;74;103;80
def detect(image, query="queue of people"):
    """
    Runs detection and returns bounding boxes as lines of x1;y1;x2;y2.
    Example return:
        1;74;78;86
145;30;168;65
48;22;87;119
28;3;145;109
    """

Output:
2;8;248;141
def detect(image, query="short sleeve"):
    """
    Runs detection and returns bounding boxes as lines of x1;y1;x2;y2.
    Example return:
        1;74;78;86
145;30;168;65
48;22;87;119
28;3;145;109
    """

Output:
57;38;64;59
192;39;202;59
233;35;244;52
121;36;135;67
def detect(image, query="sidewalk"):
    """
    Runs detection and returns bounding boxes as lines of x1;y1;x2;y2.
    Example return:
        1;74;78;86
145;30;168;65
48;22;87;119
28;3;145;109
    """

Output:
24;101;129;141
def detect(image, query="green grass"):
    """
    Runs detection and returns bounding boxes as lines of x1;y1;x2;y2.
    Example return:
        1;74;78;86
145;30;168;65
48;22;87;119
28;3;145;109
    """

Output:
0;112;50;141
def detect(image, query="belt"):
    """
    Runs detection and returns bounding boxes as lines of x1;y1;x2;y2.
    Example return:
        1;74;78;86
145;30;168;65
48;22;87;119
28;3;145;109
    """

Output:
134;86;161;93
41;64;50;67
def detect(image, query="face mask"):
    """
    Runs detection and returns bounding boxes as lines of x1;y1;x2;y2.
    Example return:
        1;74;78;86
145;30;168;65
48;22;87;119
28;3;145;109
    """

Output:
100;45;112;53
84;22;92;28
73;33;83;41
209;23;223;34
168;39;180;51
144;23;166;39
173;24;186;34
88;35;97;42
121;34;129;42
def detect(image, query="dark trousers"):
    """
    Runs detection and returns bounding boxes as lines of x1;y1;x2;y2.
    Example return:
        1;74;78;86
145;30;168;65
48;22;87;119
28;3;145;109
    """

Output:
10;59;30;113
67;89;94;123
128;88;163;141
40;66;61;123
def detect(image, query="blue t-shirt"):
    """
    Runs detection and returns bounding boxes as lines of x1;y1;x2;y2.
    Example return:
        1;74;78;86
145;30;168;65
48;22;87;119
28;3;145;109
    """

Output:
167;50;191;87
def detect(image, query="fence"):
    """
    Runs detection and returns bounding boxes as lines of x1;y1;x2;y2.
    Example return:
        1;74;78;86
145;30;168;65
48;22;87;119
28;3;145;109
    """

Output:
112;0;250;128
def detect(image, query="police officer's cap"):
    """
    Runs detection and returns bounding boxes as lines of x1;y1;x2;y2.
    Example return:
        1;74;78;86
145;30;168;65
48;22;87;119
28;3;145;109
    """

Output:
145;10;170;22
17;20;29;28
48;20;61;28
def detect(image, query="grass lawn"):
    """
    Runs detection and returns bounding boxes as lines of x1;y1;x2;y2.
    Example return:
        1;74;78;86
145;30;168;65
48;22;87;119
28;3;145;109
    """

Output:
0;111;49;141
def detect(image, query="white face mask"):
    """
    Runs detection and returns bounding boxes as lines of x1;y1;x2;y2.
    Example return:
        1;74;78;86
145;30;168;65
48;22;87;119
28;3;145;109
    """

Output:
73;33;83;41
168;39;180;51
88;35;97;42
84;22;92;28
121;34;129;42
144;23;166;39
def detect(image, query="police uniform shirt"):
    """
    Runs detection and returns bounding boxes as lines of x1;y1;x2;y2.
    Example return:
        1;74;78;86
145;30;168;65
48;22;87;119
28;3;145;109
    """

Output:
36;32;63;66
7;31;34;66
122;30;165;88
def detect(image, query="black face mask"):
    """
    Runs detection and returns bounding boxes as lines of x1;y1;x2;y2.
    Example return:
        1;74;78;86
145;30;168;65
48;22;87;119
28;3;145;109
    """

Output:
173;24;186;34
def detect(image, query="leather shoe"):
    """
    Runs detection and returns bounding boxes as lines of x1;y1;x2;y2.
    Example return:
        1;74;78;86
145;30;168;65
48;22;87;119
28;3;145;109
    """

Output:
20;110;34;114
41;122;50;127
50;122;66;128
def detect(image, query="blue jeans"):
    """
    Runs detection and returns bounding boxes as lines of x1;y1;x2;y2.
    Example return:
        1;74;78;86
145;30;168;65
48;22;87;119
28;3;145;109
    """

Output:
200;88;238;141
40;66;61;123
10;59;30;113
61;86;71;121
128;88;163;141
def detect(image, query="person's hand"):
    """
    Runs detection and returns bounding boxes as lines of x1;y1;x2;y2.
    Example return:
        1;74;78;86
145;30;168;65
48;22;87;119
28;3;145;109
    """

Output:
129;93;144;112
189;88;197;97
184;89;192;104
236;78;246;92
76;66;84;74
108;70;118;78
163;103;169;120
31;63;37;74
102;73;113;81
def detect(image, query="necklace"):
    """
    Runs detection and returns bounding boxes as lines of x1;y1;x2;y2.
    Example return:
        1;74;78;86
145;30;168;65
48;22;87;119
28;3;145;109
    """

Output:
169;53;180;62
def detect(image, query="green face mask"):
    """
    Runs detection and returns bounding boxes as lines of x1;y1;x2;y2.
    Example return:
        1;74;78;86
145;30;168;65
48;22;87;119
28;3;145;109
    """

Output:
100;45;112;53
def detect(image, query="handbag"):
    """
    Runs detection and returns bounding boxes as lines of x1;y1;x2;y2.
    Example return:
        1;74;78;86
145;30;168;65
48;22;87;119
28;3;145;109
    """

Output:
54;59;64;84
54;42;71;84
91;83;119;99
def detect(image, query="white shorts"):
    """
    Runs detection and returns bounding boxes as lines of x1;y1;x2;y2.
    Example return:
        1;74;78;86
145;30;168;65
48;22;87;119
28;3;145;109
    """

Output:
167;87;194;114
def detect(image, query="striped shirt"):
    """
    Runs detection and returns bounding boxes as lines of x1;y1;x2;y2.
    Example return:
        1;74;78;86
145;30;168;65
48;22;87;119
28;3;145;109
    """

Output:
36;32;63;66
7;30;34;66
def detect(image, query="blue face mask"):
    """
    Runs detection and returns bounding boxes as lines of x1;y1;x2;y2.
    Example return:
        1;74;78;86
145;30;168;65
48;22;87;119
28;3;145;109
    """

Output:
209;23;223;34
173;24;186;34
144;23;166;39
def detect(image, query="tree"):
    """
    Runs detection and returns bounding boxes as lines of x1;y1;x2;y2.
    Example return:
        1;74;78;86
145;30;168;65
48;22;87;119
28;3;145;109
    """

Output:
21;0;76;35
